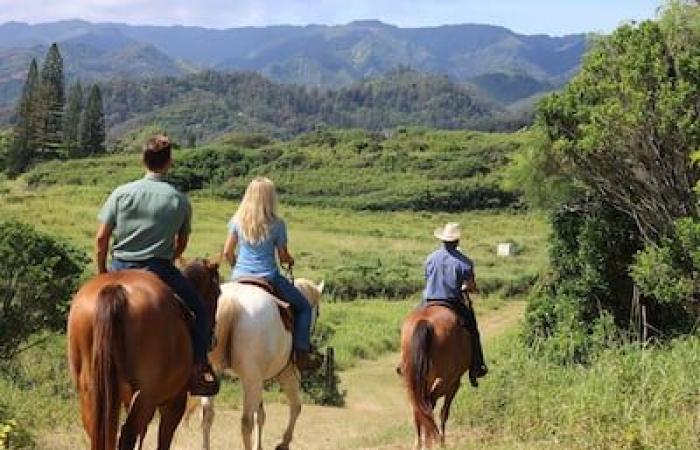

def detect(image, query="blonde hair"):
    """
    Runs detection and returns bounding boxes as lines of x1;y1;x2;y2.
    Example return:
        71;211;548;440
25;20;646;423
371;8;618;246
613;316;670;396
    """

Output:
232;177;279;244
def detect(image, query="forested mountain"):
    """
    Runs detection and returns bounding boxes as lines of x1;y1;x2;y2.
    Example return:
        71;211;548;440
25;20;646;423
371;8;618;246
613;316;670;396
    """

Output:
100;68;524;142
0;27;189;109
0;20;587;103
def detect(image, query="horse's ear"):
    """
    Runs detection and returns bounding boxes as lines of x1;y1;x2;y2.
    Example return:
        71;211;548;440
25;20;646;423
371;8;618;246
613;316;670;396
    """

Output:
317;280;325;294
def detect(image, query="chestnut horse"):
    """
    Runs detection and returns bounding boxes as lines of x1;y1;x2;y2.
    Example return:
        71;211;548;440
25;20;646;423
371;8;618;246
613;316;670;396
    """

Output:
399;305;472;450
67;259;221;450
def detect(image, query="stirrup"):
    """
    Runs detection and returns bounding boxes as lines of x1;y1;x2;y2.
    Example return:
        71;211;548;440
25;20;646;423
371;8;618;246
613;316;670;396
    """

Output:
189;365;220;396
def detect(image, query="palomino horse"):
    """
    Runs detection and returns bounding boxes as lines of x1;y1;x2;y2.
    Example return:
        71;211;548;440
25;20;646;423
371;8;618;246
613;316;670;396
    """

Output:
190;277;323;450
399;305;472;450
67;259;221;450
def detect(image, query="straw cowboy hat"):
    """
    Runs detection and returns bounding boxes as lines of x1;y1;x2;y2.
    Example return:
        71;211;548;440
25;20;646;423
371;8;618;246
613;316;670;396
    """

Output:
434;222;462;242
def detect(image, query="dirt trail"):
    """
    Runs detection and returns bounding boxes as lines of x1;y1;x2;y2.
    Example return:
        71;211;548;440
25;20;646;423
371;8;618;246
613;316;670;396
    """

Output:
146;301;526;450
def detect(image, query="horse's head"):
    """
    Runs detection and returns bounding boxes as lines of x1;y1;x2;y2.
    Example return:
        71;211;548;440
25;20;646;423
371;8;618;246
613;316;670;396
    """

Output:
180;258;222;322
294;278;324;331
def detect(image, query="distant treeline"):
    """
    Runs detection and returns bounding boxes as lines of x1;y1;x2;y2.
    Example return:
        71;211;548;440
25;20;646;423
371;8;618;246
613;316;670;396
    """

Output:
102;67;531;143
1;44;105;175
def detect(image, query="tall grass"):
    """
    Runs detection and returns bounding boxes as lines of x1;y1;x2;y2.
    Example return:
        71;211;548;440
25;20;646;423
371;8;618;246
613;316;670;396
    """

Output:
452;332;700;450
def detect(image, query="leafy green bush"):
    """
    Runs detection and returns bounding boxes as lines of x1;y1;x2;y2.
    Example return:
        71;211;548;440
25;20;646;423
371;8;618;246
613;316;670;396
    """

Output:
0;130;10;173
523;203;641;362
324;262;422;300
0;221;88;359
299;322;345;406
0;414;32;449
630;218;700;331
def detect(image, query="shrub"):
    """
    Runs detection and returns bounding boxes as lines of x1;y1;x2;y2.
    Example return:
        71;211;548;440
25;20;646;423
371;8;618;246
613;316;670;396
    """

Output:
630;218;700;332
523;203;642;362
0;221;88;359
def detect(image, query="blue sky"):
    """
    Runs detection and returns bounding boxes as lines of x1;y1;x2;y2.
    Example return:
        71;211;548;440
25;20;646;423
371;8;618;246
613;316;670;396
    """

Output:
0;0;665;35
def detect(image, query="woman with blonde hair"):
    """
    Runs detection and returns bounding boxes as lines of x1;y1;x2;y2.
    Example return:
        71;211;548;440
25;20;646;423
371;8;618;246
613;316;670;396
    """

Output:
223;177;320;370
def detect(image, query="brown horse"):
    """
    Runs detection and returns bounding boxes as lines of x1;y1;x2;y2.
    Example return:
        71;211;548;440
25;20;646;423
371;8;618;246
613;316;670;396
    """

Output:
67;259;220;450
399;304;472;450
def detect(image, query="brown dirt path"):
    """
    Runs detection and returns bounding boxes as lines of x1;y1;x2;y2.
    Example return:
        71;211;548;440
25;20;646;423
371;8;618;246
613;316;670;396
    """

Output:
145;300;526;450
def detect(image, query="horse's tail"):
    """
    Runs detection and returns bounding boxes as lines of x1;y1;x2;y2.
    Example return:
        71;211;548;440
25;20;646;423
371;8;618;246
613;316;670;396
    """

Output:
91;284;128;450
405;319;439;444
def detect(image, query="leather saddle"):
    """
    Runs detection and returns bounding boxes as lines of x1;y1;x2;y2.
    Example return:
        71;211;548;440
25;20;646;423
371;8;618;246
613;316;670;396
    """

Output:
424;299;469;329
234;277;294;332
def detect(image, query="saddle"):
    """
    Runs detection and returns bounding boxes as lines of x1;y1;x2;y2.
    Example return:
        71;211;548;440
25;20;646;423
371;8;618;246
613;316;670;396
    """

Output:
235;277;294;332
424;299;470;330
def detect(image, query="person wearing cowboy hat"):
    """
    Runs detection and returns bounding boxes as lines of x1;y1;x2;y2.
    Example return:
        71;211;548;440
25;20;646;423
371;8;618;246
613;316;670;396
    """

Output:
423;222;488;386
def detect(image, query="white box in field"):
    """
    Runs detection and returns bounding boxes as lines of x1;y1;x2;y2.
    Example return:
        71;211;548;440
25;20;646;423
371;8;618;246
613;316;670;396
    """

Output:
497;243;515;257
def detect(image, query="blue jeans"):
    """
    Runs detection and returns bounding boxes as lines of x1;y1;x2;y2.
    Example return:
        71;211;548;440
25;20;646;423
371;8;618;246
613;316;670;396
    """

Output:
269;273;313;352
111;258;210;364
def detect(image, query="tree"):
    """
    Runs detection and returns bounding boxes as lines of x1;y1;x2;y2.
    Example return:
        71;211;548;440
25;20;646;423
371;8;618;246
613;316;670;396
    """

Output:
538;10;700;242
38;43;65;160
5;59;40;176
79;84;106;155
63;80;83;157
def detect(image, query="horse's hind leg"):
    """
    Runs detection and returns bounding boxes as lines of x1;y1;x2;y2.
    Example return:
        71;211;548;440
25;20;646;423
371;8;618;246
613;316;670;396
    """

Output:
439;384;459;447
118;392;156;450
156;391;187;450
255;401;266;450
202;396;215;450
413;410;423;450
240;376;264;450
275;365;302;450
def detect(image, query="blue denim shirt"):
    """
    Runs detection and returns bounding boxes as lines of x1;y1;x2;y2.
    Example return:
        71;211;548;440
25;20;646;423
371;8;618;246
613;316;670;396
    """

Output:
423;245;474;301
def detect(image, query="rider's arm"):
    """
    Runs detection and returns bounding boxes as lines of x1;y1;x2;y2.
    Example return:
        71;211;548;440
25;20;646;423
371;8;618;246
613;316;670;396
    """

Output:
223;232;238;265
174;197;192;260
275;219;294;268
461;261;479;295
174;234;188;260
95;223;112;274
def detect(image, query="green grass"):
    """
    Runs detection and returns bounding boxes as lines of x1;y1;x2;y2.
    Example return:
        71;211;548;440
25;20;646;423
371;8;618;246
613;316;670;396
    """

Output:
450;332;700;450
0;182;547;300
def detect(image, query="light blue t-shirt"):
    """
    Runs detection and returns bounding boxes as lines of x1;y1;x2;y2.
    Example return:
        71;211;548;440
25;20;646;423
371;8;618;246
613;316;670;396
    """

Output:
229;218;287;280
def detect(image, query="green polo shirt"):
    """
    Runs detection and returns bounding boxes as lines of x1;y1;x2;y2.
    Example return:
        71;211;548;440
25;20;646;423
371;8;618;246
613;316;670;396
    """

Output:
98;173;192;261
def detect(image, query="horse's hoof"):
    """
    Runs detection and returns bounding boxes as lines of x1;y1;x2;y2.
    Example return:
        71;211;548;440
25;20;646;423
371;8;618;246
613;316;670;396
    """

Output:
275;445;289;450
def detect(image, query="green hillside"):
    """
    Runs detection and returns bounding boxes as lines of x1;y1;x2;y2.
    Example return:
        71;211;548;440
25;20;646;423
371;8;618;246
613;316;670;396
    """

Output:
27;127;530;212
100;69;527;142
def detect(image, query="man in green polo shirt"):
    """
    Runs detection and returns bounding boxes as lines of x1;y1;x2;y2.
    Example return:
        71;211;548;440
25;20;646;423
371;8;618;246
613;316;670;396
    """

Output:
95;135;219;396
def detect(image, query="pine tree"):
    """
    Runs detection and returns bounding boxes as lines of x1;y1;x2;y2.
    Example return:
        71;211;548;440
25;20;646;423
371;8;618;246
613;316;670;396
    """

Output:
63;80;83;157
5;59;40;176
79;85;106;155
38;43;65;159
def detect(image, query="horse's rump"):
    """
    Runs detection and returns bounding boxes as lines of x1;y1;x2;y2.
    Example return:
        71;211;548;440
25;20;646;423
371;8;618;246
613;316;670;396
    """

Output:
233;278;294;331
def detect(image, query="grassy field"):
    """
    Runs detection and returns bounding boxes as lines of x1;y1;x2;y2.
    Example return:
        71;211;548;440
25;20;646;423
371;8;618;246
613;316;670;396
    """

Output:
0;180;548;300
449;332;700;450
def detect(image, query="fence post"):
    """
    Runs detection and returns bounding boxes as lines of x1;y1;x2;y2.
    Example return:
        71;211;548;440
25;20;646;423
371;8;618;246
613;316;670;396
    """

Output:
325;346;335;393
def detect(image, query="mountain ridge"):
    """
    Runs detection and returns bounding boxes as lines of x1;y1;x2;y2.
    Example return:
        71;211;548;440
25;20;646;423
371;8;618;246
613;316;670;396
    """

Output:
0;19;588;99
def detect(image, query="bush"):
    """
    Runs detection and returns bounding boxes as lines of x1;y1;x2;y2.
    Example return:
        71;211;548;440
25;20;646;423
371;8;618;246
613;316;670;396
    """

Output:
523;203;642;362
299;322;345;406
0;221;88;359
630;218;700;332
0;403;32;449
